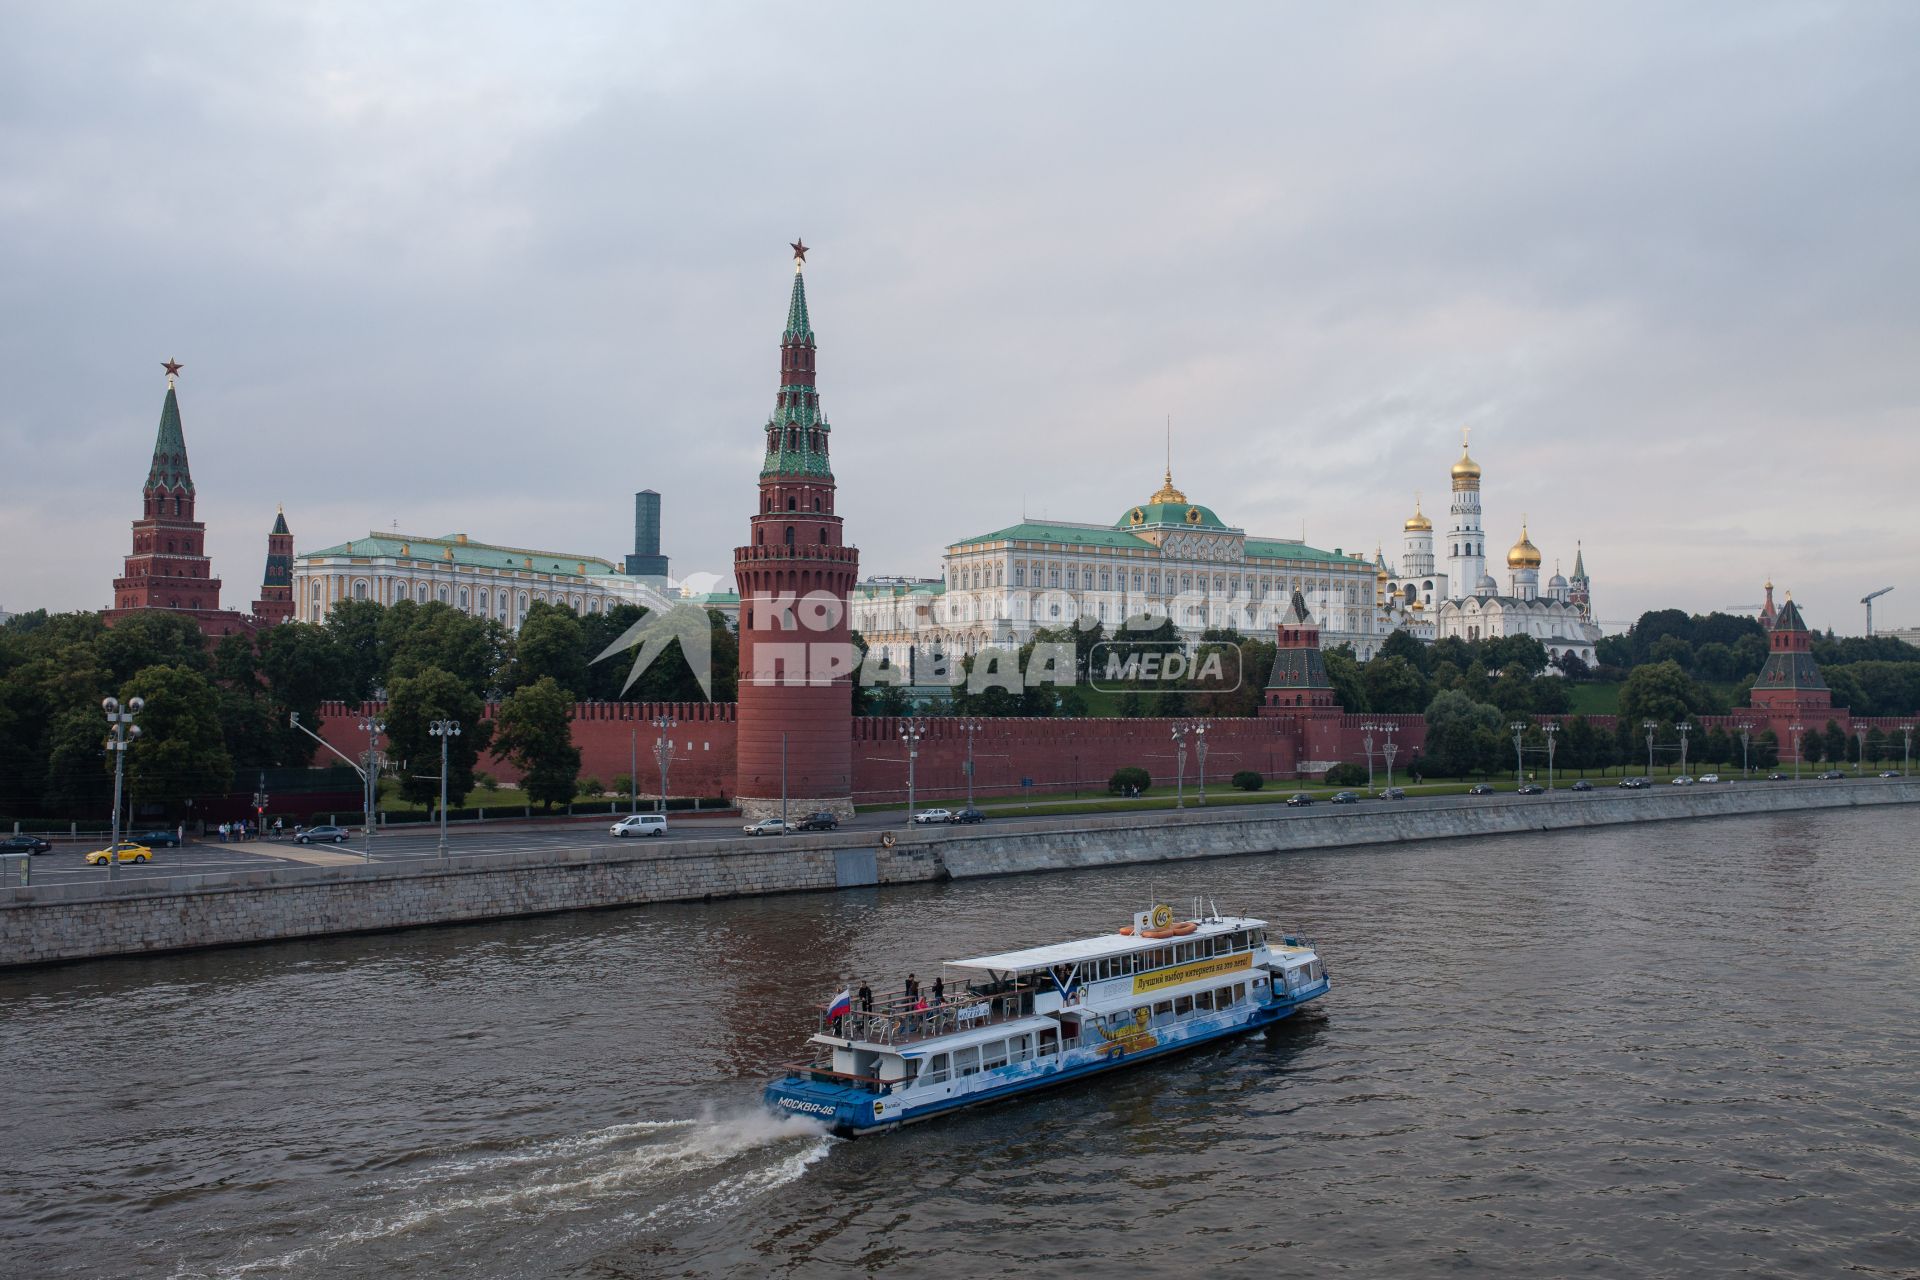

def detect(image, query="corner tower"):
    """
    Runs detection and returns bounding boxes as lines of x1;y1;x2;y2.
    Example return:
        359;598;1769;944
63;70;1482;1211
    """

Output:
252;506;295;624
731;241;861;821
106;361;229;625
1748;593;1832;720
1445;428;1484;601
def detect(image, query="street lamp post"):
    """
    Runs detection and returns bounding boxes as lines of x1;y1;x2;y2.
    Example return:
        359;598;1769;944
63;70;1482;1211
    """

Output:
1790;723;1806;780
652;716;678;814
1738;723;1753;778
629;726;638;815
1855;725;1868;775
1675;722;1692;779
428;719;461;860
781;731;789;826
357;718;386;860
901;721;925;824
101;696;144;882
1170;723;1192;808
1381;722;1399;788
1510;721;1527;787
1543;722;1559;791
1194;723;1210;806
1902;724;1915;777
1360;722;1378;791
1643;720;1658;778
289;712;379;862
959;719;982;811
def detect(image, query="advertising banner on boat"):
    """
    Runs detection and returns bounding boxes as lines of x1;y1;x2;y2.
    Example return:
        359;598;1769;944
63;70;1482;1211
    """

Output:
1132;951;1252;995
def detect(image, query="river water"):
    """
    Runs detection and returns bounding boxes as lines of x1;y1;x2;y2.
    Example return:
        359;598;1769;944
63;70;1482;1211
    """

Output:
3;807;1916;1278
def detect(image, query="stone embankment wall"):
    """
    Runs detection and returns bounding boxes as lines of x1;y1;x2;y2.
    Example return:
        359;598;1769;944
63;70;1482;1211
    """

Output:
2;781;1913;969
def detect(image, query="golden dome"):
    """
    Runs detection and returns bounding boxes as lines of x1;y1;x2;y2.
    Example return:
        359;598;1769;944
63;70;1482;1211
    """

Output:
1403;494;1432;532
1506;522;1542;570
1149;467;1187;505
1451;448;1481;487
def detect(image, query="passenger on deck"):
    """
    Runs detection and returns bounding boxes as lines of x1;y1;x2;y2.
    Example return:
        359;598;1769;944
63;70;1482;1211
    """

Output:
857;982;873;1014
931;975;944;1007
904;974;920;1004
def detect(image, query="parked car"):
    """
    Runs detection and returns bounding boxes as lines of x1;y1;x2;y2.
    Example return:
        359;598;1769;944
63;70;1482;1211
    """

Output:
84;841;151;864
1285;793;1315;807
1467;784;1494;796
1330;791;1360;805
1571;780;1594;792
610;814;669;838
797;811;841;831
1697;774;1720;784
1378;787;1407;800
742;818;789;836
0;835;53;855
912;808;954;825
136;829;183;848
953;808;987;824
1516;784;1545;795
296;825;351;845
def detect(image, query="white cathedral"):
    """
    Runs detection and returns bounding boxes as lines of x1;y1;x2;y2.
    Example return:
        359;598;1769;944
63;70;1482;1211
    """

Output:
1383;431;1602;671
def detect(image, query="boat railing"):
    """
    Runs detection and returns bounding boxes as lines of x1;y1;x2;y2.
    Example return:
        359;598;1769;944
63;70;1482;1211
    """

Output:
818;983;1036;1045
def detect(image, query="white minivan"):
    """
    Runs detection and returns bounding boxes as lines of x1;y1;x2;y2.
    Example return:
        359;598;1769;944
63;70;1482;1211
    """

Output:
610;814;669;838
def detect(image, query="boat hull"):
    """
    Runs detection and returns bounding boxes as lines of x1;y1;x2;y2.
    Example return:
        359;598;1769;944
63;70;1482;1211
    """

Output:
765;982;1327;1137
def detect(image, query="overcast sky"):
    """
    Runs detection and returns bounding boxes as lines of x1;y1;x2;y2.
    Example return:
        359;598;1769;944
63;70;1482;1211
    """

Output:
4;3;1916;633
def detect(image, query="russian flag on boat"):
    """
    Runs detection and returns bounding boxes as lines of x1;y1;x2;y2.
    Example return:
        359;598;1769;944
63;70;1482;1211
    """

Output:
826;989;852;1020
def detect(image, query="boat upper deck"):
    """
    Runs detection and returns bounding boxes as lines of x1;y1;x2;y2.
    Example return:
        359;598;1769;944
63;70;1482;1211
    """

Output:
948;915;1271;975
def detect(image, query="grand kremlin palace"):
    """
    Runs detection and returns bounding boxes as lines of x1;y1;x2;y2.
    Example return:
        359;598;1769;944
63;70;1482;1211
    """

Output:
292;532;671;625
852;468;1390;668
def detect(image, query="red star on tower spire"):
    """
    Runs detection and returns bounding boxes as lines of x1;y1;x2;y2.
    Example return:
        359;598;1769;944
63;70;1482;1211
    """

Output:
789;238;808;264
162;358;183;381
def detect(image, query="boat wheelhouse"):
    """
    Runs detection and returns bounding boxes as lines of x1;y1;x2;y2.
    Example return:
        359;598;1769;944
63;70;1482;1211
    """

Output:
765;904;1329;1135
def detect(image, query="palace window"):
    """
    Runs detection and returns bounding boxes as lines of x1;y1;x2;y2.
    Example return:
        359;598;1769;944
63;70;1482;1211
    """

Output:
458;589;469;609
1013;567;1025;587
1048;568;1059;588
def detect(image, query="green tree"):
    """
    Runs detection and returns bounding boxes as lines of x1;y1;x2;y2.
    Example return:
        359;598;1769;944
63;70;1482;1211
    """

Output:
325;598;388;699
492;676;581;811
1379;628;1432;674
1693;641;1736;683
1323;645;1366;712
510;602;588;695
1618;661;1705;730
1649;634;1694;671
1423;689;1503;778
385;666;493;809
95;612;211;684
1361;655;1432;714
1823;720;1847;764
41;706;116;816
119;665;235;812
257;623;351;763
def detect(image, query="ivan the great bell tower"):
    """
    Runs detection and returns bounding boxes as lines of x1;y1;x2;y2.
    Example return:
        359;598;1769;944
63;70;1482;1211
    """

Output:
731;242;860;821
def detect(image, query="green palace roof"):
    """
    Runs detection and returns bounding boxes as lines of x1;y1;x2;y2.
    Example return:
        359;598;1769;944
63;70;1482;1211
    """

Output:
856;580;948;598
952;521;1158;551
1115;501;1229;530
300;533;629;579
1244;538;1371;566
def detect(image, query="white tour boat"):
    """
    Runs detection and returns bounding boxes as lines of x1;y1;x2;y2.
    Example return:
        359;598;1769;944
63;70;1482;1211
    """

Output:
764;903;1330;1135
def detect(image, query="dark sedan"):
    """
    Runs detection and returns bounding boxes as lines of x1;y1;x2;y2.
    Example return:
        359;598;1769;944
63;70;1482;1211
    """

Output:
136;829;183;848
1516;784;1545;795
297;824;352;844
954;808;987;824
796;811;840;831
1467;784;1494;796
0;835;53;855
1285;793;1315;807
1571;780;1594;792
1330;791;1360;805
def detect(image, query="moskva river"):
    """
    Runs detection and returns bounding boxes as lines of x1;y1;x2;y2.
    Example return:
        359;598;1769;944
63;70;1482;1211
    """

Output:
3;807;1916;1278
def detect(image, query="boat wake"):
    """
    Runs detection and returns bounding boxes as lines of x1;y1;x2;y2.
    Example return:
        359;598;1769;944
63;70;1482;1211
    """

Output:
183;1108;834;1278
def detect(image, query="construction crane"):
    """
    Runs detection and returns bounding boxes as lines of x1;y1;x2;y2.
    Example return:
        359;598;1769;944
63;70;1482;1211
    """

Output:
1863;586;1894;636
1723;603;1761;614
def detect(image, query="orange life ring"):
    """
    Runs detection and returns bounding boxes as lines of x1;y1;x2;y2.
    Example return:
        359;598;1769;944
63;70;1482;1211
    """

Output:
1139;921;1198;940
1118;925;1135;936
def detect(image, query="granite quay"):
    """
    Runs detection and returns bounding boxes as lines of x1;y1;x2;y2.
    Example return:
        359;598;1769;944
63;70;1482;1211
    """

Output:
2;779;1914;969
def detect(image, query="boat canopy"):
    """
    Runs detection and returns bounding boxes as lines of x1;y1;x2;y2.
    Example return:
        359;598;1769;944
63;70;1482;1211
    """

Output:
947;916;1269;976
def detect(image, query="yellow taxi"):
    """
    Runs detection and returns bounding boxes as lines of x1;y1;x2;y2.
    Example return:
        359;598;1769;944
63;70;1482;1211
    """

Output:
83;841;153;865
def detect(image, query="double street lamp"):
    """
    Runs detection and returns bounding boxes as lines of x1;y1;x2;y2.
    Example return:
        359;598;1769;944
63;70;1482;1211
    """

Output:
901;721;926;823
1361;722;1380;791
652;716;678;814
1170;722;1205;809
1643;720;1658;778
101;696;144;882
1789;722;1806;780
1542;721;1559;791
1675;722;1693;778
428;719;461;860
1902;724;1915;777
1510;721;1527;787
957;719;982;811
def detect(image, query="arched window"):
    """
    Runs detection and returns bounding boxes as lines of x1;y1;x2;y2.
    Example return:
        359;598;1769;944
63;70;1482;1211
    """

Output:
787;496;797;511
784;526;795;546
458;589;469;609
818;528;828;543
173;497;182;516
478;589;488;611
438;586;449;603
354;580;368;600
813;497;821;511
757;529;765;545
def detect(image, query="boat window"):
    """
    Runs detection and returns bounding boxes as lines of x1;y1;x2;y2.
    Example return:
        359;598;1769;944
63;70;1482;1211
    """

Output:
1008;1033;1033;1063
1253;930;1268;946
981;1040;1009;1070
1233;982;1247;1001
1038;1028;1059;1056
1231;931;1248;950
954;1046;980;1077
1216;985;1234;1007
924;1053;950;1085
1173;995;1193;1016
1196;989;1214;1010
1152;1000;1174;1025
1175;943;1191;964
